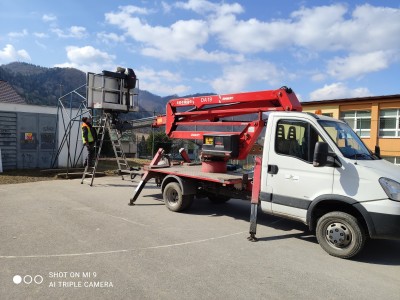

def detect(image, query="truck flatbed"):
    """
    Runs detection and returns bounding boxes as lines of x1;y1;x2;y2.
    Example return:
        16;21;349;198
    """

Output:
145;164;251;185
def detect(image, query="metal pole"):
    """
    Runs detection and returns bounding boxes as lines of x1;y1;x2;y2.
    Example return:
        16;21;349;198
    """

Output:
151;111;155;156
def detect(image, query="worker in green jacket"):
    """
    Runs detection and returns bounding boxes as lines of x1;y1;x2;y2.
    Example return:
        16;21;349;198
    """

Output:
81;117;98;167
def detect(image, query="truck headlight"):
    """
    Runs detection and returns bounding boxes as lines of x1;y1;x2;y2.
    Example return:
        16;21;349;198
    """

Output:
379;177;400;201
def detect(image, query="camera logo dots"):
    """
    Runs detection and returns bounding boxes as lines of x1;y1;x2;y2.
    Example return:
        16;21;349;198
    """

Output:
13;275;22;284
13;275;44;285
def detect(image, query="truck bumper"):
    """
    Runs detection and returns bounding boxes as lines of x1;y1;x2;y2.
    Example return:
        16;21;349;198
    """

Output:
357;199;400;240
369;212;400;239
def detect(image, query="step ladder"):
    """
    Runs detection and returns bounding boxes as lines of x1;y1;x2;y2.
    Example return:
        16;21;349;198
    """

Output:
81;113;134;186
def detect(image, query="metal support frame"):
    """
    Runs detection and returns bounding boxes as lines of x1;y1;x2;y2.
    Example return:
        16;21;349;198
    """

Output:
51;84;91;176
129;148;165;205
248;156;262;242
51;68;141;178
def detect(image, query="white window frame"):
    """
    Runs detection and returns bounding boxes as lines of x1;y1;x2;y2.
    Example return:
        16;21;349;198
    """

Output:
340;110;371;138
379;109;400;138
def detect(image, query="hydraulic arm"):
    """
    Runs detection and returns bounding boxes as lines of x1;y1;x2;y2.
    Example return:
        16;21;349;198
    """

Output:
153;87;302;162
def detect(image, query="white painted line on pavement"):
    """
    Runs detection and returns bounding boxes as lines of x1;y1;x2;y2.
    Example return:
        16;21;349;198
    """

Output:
101;212;148;227
0;231;247;259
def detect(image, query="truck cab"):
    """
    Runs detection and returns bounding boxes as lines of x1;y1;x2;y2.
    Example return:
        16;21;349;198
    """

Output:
260;112;400;258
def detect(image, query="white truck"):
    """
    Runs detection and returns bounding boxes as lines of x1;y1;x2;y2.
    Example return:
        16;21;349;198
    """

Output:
129;87;400;259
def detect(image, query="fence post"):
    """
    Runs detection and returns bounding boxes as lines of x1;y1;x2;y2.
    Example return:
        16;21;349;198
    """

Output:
0;148;3;173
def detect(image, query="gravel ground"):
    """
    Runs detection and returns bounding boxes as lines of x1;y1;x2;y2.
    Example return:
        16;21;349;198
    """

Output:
0;169;57;185
0;158;147;185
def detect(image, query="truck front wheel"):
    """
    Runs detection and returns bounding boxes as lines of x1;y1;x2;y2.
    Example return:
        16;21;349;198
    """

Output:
316;211;366;259
163;182;193;212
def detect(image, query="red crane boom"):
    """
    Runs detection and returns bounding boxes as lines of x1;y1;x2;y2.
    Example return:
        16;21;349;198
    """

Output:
153;87;302;161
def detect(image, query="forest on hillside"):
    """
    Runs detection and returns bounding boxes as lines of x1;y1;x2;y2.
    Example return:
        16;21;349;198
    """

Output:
0;62;86;106
0;62;213;119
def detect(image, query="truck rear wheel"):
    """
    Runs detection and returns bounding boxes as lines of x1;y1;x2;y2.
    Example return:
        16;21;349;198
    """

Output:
208;195;231;204
316;211;366;259
163;182;193;212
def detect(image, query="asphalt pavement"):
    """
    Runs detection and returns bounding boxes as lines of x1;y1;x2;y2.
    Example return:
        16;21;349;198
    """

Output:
0;176;399;300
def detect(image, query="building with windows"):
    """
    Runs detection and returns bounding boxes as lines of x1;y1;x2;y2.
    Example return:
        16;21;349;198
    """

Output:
302;94;400;165
0;80;83;170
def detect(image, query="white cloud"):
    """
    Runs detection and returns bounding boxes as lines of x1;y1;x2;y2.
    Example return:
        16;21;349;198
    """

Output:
136;67;190;96
104;2;399;67
211;15;293;53
65;46;114;64
211;60;285;94
175;0;243;15
97;32;125;44
101;1;399;92
196;2;400;55
291;49;319;64
311;73;326;82
35;40;47;49
347;5;400;53
105;5;241;62
0;44;31;63
18;49;30;60
161;1;172;13
8;29;28;38
327;51;393;80
51;26;88;38
54;46;115;73
290;5;349;51
120;5;151;15
289;4;400;54
42;14;57;22
309;82;372;101
34;32;49;38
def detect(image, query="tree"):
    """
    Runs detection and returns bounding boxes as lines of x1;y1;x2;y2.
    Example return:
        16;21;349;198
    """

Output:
138;135;148;158
146;131;172;155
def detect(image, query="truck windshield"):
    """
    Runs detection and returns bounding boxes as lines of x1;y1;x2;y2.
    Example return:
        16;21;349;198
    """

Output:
318;120;377;160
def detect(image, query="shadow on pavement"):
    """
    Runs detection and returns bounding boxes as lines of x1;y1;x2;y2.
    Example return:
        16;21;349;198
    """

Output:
353;239;400;265
188;197;400;265
134;192;400;265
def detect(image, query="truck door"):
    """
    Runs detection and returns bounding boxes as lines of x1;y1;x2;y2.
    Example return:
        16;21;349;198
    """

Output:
265;118;334;222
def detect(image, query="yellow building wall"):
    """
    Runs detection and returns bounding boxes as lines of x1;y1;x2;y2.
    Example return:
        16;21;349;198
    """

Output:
379;139;400;157
302;105;340;119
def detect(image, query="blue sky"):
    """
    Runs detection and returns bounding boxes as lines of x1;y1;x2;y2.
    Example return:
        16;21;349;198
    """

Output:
0;0;399;101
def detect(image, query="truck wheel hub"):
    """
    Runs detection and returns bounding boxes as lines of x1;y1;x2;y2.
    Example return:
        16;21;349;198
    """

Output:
325;222;351;248
167;190;178;203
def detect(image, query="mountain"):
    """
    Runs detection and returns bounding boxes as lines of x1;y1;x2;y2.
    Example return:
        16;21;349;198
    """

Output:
0;62;86;106
0;62;214;118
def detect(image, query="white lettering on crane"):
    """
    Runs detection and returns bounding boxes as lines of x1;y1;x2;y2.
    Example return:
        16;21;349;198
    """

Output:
176;99;194;105
221;96;233;101
200;97;213;103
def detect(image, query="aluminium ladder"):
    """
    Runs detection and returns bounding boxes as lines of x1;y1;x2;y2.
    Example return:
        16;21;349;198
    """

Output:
81;113;134;186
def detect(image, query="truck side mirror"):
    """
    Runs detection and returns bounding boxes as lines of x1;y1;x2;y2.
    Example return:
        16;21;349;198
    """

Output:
313;142;328;167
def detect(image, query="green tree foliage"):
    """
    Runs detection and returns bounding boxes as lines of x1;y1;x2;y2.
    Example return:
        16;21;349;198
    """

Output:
146;131;172;155
0;62;86;106
137;135;148;158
